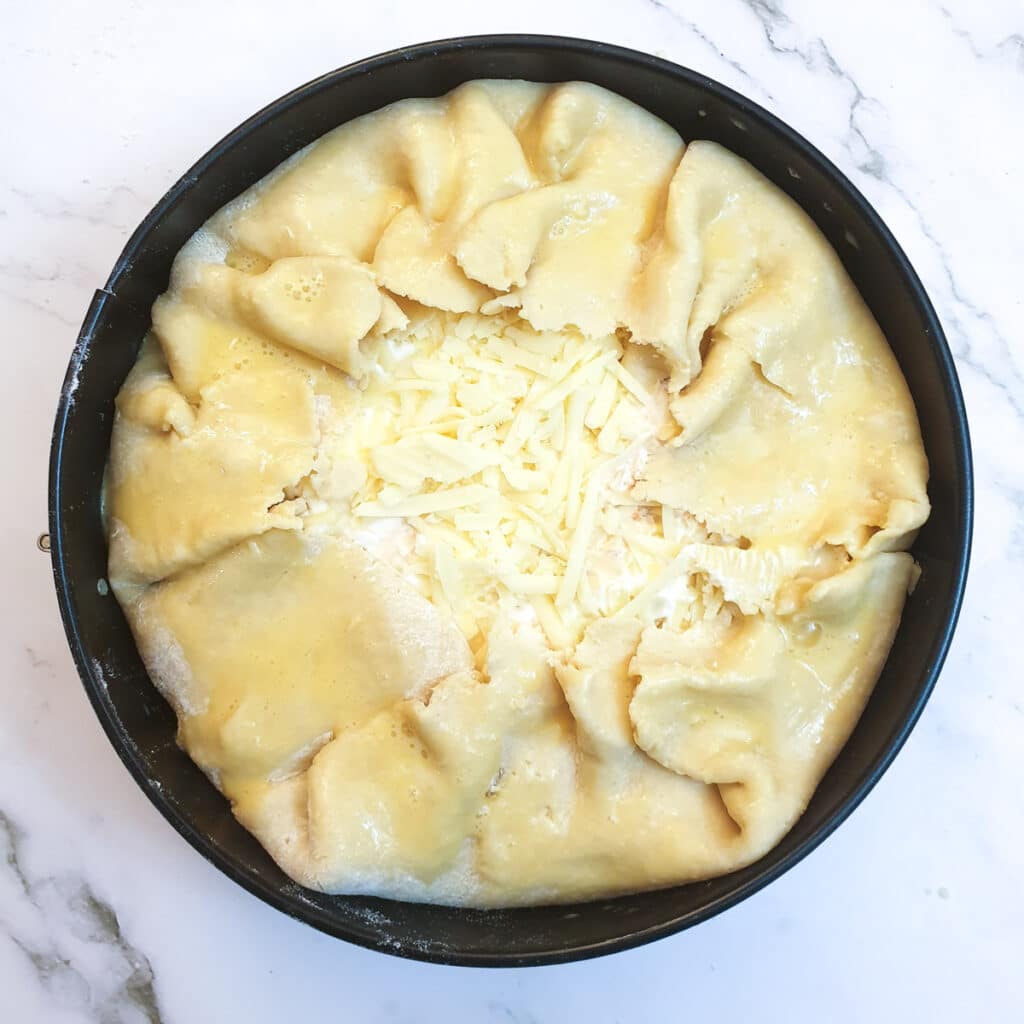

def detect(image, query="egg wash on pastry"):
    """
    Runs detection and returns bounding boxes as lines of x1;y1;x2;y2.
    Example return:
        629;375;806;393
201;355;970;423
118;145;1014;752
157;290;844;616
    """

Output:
105;80;930;906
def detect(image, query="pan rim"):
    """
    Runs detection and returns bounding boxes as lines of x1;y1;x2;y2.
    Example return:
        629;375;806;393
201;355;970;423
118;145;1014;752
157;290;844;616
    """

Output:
48;33;973;967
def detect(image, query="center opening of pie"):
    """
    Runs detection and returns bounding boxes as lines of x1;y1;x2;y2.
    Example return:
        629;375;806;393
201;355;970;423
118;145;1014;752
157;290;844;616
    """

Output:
294;305;712;660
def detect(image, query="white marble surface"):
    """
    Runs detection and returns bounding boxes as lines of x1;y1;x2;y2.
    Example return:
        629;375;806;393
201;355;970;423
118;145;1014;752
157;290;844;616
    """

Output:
3;0;1022;1019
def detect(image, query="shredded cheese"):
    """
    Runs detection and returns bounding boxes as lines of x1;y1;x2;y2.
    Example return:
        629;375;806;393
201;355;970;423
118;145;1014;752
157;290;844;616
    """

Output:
324;308;680;647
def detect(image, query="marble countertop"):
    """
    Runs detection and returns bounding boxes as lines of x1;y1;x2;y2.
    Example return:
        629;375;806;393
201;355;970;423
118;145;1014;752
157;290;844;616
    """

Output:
4;0;1022;1020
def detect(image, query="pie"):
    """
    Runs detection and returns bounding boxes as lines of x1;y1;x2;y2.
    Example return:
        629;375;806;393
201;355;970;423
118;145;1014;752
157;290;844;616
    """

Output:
105;81;930;906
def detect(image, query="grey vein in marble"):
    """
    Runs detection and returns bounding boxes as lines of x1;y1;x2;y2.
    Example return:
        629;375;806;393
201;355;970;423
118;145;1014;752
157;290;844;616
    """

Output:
736;0;888;179
936;3;1024;72
6;183;141;234
0;282;79;328
644;0;776;102
0;810;163;1023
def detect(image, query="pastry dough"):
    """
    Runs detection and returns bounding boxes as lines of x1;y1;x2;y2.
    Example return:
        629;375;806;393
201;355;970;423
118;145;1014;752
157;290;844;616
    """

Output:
106;81;929;906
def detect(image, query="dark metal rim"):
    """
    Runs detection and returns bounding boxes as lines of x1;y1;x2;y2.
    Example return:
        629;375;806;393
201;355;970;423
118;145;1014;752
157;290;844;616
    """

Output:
48;34;974;968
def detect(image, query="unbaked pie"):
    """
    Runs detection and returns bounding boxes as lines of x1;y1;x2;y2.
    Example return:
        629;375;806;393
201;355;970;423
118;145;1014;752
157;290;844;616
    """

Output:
106;81;930;905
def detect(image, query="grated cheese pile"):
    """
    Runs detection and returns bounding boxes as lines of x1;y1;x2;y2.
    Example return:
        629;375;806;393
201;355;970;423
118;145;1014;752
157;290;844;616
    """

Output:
304;307;692;653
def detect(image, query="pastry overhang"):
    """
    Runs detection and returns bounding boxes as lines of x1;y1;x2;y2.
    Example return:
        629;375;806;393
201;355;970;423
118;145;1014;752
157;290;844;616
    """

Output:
105;80;930;906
